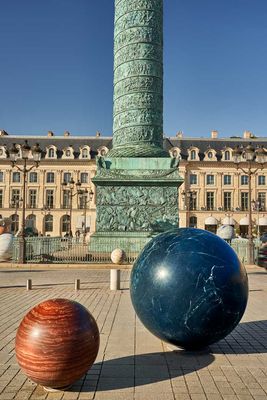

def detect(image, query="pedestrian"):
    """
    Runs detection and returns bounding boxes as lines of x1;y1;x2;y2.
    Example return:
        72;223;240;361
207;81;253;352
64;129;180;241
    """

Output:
0;218;13;262
75;230;80;243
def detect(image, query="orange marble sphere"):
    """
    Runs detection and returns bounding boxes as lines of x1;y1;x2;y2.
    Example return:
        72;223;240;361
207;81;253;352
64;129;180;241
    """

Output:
15;299;99;390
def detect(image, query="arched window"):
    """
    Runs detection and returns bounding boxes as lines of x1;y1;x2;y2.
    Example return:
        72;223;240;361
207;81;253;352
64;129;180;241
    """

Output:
10;214;19;234
44;215;53;232
66;149;71;157
225;151;230;160
191;150;196;160
25;215;37;235
61;215;70;234
189;216;197;228
82;148;88;158
208;151;213;159
48;148;55;158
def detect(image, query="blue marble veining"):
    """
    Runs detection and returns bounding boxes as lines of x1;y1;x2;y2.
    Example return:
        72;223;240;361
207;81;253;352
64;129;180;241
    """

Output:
130;228;249;350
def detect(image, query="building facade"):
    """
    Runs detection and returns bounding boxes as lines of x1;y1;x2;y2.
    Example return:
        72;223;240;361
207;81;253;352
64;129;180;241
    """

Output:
0;129;266;238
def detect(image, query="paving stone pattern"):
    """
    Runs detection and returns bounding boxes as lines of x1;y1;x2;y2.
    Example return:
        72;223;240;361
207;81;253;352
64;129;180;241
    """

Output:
0;267;266;400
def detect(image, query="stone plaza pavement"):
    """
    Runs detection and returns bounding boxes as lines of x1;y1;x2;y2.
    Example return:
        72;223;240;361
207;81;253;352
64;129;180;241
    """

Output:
0;266;266;400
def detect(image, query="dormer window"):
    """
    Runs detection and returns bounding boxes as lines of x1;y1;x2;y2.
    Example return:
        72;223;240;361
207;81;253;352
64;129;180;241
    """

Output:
97;146;109;157
204;148;216;161
225;151;230;160
48;148;55;158
62;146;74;159
82;148;88;158
79;146;91;160
191;150;196;160
0;147;7;159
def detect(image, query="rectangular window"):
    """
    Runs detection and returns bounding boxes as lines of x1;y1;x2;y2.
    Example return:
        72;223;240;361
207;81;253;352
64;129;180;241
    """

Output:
223;175;231;185
241;175;248;185
206;175;214;185
12;172;20;183
258;192;266;211
0;189;3;208
0;172;4;183
11;189;20;207
46;172;55;183
190;174;197;185
189;194;197;211
29;189;37;208
258;175;266;185
79;193;87;209
80;173;88;184
63;172;71;183
45;216;53;232
46;190;54;208
63;190;70;209
206;192;215;210
241;192;249;211
29;172;38;183
224;192;232;210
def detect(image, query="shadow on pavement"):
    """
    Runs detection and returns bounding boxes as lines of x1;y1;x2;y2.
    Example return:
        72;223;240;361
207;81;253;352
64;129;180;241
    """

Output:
80;351;214;392
210;320;267;354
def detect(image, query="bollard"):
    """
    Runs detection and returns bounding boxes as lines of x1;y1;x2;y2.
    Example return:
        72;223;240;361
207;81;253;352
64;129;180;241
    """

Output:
110;269;120;291
26;279;32;291
75;279;80;291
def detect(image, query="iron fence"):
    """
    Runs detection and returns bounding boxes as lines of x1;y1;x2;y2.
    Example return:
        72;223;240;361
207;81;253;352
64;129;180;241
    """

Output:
11;237;140;264
11;236;262;264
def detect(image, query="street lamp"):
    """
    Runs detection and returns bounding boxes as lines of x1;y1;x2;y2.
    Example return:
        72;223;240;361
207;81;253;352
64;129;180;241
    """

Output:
61;178;82;237
41;205;51;235
233;144;267;264
9;141;42;263
11;196;22;234
181;190;197;227
79;188;94;243
251;199;261;240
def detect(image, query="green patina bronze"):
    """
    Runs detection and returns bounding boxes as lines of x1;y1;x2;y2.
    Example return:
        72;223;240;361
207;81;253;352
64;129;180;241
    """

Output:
89;0;183;256
109;0;166;158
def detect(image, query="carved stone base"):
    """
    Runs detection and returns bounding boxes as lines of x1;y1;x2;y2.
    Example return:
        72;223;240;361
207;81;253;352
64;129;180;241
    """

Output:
89;157;183;258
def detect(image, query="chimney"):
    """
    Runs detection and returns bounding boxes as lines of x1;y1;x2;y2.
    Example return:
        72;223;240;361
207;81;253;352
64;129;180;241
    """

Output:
176;131;183;138
64;131;70;137
243;130;252;139
47;131;54;137
211;130;218;139
0;130;8;136
96;131;101;137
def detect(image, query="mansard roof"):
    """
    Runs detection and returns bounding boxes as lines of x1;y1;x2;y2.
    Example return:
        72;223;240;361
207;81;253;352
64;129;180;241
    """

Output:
168;137;267;160
0;133;266;160
0;136;113;159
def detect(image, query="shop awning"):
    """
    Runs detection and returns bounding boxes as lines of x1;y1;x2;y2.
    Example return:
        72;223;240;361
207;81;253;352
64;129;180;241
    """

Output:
222;216;236;225
258;217;267;226
239;217;249;226
205;216;218;225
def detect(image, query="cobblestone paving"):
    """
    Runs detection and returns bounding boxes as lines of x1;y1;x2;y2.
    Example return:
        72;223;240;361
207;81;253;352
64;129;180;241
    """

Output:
0;267;266;400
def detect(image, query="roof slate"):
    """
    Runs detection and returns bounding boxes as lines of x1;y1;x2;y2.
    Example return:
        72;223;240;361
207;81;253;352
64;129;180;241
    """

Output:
0;135;266;160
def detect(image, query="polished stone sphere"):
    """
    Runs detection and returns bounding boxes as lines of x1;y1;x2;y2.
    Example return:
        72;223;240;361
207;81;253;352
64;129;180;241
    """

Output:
15;299;99;390
111;248;126;264
130;228;248;350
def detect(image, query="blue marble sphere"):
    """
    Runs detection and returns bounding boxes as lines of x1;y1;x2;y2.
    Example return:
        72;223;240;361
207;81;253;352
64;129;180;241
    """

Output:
130;228;248;350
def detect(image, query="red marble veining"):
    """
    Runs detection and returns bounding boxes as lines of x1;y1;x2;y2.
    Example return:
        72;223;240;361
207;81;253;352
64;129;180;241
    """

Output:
15;298;99;389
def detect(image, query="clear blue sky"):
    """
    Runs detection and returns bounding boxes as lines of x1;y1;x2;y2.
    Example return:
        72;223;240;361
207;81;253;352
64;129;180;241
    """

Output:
1;0;267;138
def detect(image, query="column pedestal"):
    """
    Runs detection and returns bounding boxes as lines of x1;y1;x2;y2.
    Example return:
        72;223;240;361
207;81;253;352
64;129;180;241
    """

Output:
89;157;183;257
